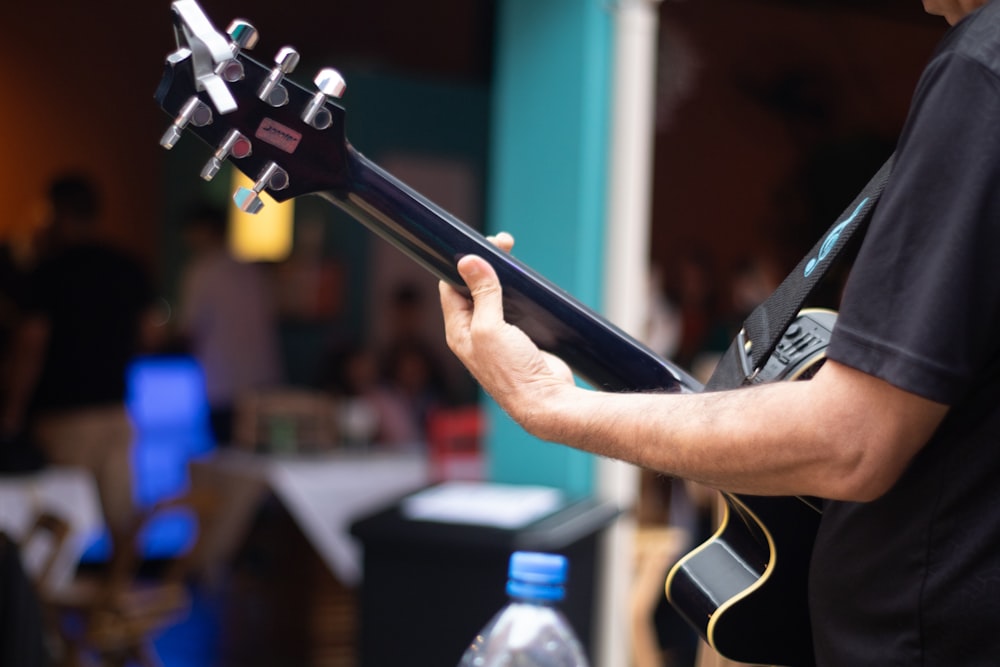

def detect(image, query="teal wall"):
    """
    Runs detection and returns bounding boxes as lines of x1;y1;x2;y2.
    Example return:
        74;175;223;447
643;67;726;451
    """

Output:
484;0;613;497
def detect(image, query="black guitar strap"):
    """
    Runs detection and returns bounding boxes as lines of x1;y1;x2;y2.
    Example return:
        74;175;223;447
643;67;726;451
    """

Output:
705;154;896;391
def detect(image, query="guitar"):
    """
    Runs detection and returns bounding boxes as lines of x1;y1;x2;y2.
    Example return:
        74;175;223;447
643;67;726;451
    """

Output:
154;2;825;664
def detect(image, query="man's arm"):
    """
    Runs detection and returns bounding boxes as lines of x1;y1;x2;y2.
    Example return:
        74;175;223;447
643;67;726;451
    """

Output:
440;250;949;502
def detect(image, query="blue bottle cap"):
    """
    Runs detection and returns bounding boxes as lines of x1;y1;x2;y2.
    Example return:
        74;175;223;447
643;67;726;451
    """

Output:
506;551;567;601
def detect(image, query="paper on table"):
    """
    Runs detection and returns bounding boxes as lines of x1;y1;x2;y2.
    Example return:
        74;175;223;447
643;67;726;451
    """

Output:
401;481;564;529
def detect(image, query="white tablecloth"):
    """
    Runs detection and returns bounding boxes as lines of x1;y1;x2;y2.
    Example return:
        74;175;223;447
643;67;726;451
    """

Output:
0;467;103;587
190;449;429;586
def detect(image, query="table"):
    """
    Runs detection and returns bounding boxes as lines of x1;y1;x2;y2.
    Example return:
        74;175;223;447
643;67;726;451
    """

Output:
189;449;429;586
0;467;103;588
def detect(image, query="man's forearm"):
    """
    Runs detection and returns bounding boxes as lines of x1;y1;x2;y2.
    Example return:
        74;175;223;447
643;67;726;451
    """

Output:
502;360;946;502
441;253;948;503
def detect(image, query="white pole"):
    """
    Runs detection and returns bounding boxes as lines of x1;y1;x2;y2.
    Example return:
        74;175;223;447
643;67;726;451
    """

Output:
597;1;663;666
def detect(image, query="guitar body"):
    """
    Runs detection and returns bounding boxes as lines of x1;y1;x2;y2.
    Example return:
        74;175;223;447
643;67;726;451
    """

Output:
666;309;836;667
153;8;835;664
667;494;819;666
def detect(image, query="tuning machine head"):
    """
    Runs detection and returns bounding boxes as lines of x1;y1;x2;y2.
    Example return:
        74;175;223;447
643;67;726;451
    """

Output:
258;47;300;107
233;162;289;214
160;95;213;149
227;19;258;51
201;129;253;181
215;19;258;83
301;68;347;130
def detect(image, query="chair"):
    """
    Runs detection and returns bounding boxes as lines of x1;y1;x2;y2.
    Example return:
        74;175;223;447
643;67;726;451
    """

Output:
19;512;72;589
21;489;218;667
630;526;690;667
232;388;340;453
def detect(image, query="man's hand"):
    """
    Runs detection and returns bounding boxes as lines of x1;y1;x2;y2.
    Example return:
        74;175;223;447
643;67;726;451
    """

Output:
436;235;951;501
438;233;574;432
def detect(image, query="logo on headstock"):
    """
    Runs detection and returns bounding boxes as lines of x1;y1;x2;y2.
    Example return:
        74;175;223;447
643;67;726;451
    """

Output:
255;118;302;154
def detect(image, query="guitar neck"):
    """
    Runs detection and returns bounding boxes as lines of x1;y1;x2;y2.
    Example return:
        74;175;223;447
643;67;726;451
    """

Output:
318;146;702;394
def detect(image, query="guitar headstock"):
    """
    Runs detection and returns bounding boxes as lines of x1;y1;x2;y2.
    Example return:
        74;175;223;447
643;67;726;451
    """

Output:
154;0;351;213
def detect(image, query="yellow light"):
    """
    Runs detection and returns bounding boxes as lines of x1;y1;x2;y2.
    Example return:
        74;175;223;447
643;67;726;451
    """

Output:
228;171;295;262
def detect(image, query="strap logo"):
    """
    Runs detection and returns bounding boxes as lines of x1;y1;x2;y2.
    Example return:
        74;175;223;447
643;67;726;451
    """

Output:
803;198;869;277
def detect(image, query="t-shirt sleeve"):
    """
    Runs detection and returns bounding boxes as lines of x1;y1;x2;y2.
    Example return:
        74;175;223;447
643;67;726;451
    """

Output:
827;51;1000;405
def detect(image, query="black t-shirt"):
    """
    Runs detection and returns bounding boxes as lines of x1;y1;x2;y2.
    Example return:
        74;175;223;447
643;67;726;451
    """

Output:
26;242;154;412
814;5;1000;665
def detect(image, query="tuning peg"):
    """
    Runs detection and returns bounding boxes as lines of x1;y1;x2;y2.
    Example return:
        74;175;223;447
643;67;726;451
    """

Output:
226;19;258;51
301;68;346;130
233;162;289;214
213;19;258;83
159;95;213;150
200;129;253;181
257;47;300;107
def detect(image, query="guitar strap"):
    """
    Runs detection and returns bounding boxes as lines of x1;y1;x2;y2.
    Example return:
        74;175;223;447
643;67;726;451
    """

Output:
705;154;896;391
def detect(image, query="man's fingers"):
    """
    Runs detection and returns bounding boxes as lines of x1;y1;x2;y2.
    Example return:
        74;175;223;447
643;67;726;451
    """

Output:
439;276;473;349
438;278;469;315
486;231;515;254
456;254;505;329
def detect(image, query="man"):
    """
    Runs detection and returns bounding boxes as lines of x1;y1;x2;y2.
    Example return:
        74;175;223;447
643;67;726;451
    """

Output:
175;203;283;443
2;174;163;550
439;0;1000;663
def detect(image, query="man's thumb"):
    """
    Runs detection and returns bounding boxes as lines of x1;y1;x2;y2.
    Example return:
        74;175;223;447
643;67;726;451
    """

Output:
457;255;503;314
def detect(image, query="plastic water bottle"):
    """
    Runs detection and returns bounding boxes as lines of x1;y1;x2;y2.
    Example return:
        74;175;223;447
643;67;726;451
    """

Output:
457;551;591;667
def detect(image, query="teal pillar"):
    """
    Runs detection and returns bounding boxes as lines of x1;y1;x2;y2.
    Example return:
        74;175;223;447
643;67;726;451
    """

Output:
485;0;613;497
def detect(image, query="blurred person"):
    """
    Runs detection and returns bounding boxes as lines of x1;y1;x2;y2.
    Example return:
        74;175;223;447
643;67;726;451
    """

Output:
694;253;783;382
1;173;163;548
322;340;423;446
662;247;720;372
174;203;283;444
0;239;39;473
382;282;473;406
380;338;448;443
642;264;682;362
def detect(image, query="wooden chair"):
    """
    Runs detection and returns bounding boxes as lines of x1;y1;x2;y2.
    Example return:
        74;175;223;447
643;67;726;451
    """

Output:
22;489;218;667
232;388;340;453
630;526;690;667
19;511;72;589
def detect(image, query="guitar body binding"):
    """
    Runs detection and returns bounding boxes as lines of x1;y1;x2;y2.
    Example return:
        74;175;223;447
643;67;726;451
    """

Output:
665;309;836;667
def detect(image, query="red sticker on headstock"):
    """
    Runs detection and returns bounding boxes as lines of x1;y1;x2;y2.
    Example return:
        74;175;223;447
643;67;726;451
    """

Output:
255;118;302;154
